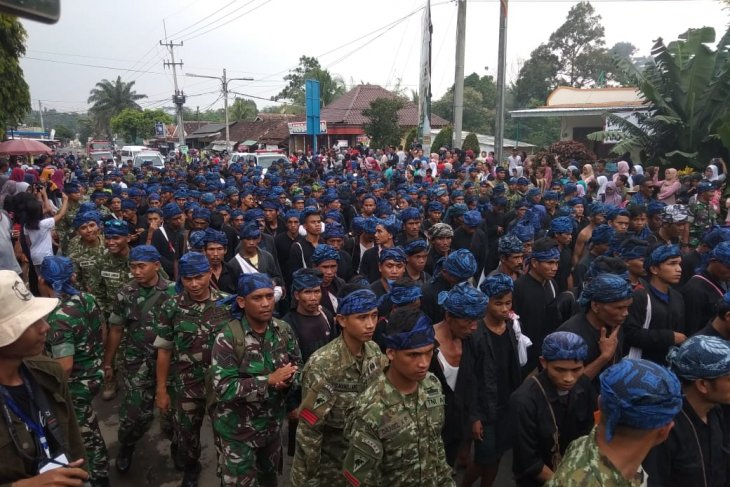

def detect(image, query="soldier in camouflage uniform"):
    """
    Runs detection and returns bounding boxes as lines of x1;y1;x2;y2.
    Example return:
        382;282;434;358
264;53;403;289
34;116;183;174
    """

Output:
154;252;231;487
291;287;387;486
39;256;109;487
56;181;83;254
210;272;302;486
97;219;134;401
342;308;453;487
104;245;177;473
546;359;682;487
688;182;718;247
66;211;106;294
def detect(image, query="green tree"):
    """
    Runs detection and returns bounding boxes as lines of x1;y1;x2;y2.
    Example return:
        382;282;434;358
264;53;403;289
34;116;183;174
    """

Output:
229;98;257;121
77;117;94;145
431;125;453;150
588;27;730;168
111;108;171;143
54;124;74;142
0;15;31;138
88;76;146;136
362;97;404;149
433;82;495;134
404;127;418;147
462;132;481;153
273;55;346;112
512;44;560;107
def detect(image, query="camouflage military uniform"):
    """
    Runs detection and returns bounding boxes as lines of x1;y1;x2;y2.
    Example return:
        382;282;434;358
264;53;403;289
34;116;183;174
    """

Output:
154;287;231;468
688;201;718;246
57;200;80;254
96;251;132;316
109;276;177;446
210;315;302;486
506;190;525;212
342;371;454;487
46;291;108;482
546;426;646;487
291;337;387;486
66;234;106;295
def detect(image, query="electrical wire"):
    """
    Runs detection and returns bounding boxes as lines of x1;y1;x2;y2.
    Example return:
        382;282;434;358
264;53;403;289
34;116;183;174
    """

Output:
165;0;242;39
183;0;274;42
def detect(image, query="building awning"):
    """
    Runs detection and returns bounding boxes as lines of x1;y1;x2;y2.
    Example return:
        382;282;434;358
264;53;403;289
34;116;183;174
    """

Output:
510;106;644;118
240;139;257;146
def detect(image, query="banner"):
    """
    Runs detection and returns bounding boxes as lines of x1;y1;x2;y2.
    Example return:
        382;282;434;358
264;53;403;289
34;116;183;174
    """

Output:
417;0;432;154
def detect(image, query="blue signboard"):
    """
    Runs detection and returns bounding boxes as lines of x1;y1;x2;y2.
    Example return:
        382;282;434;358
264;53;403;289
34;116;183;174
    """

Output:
305;79;321;153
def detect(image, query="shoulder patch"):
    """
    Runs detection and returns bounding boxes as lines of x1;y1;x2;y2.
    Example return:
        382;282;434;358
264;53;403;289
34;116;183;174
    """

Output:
299;408;318;426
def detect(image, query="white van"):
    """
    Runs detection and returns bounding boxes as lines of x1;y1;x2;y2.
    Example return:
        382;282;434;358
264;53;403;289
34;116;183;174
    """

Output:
120;146;148;163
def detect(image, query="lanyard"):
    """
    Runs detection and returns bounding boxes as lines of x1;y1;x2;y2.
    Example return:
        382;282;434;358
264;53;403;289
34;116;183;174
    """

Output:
0;382;51;459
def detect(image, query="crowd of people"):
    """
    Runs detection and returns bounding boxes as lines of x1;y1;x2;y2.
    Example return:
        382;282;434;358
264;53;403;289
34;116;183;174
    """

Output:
0;143;729;487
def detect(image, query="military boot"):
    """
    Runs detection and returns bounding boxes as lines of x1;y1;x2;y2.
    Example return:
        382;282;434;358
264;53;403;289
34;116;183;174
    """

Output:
180;462;201;487
115;443;135;473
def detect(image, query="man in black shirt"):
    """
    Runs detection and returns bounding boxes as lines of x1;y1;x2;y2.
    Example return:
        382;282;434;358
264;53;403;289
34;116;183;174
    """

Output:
310;244;345;316
682;240;730;336
644;335;730;487
694;291;730;340
510;331;596;487
548;217;574;293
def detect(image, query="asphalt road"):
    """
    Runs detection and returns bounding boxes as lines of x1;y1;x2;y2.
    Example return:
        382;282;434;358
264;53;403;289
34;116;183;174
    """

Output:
96;394;513;486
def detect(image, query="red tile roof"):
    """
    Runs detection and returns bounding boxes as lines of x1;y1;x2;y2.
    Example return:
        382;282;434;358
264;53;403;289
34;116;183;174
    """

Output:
226;119;290;145
320;84;448;127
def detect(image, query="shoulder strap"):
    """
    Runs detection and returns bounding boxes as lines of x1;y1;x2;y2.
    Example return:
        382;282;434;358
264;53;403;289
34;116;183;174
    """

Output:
628;291;651;360
530;376;562;467
228;318;246;363
296;242;306;268
139;288;165;318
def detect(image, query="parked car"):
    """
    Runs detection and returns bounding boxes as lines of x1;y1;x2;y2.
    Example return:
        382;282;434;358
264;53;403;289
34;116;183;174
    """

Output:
132;151;165;168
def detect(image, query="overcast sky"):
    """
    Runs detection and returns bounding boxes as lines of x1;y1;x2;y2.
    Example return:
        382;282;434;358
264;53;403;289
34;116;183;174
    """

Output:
18;0;728;116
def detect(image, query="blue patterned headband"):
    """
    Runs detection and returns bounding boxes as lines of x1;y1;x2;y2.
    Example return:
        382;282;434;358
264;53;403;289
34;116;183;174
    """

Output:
667;335;730;381
40;256;79;296
542;331;588;361
385;314;435;350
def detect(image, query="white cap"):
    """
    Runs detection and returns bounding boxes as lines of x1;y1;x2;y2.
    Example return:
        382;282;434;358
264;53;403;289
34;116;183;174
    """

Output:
0;271;58;347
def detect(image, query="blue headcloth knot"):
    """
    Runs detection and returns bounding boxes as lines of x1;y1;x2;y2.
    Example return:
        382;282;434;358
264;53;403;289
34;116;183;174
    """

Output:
162;203;182;219
40;256;79;296
599;359;682;442
511;221;535;243
188;231;206;250
644;244;681;271
442;249;477;281
399;207;421;222
244;208;264;223
702;226;730;247
710;241;730;266
531;246;561;262
323;222;346;240
324;210;342;223
300;206;319;223
550;216;573;234
387;283;422;306
237;272;274;297
498;234;524;255
377;215;402;235
403;239;428;255
619;239;648;261
192;207;211;221
589;224;614;245
543;191;559;201
240;223;261;240
72;211;101;229
121;199;137;211
542;331;588;361
463;210;482;227
312;244;340;264
339;289;378;315
526;188;541;199
427;201;444;213
292;268;323;291
104;219;130;237
179;252;210;277
667;335;730;381
578;273;633;308
385;314;435;350
646;201;666;216
379;247;407;264
479;273;514;297
284;209;300;222
437;282;488;319
129;245;161;262
203;228;228;247
352;217;377;235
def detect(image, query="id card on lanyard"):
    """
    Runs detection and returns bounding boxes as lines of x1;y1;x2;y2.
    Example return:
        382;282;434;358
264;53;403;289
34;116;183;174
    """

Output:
0;384;52;460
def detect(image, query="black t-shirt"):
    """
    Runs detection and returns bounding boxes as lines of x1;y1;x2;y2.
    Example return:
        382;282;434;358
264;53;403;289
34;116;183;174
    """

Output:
489;327;517;408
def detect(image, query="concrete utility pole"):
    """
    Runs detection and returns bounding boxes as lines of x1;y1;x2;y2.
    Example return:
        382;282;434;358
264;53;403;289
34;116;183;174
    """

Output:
161;39;186;148
453;0;466;149
186;69;253;152
494;0;509;165
38;100;45;134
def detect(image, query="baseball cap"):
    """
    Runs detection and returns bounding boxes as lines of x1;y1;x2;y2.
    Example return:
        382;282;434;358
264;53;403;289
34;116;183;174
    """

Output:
0;271;58;347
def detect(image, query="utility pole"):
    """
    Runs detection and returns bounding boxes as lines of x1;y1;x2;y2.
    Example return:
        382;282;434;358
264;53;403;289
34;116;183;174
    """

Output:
38;100;45;134
453;0;466;149
161;39;186;148
494;0;509;166
186;69;253;152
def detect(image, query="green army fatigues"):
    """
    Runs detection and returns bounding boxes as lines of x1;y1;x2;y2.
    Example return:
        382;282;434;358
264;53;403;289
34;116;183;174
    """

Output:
342;371;454;487
154;288;231;468
66;234;106;295
688;201;718;247
210;316;302;486
546;427;646;487
96;251;132;316
109;276;177;446
56;200;80;254
46;291;108;482
291;337;387;486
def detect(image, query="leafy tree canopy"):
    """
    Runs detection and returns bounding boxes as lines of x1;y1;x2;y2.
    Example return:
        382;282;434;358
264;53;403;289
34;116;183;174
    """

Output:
53;124;74;141
0;14;31;138
88;76;146;136
273;55;346;112
229;98;257;121
432;125;453;151
110;108;172;144
362;97;405;149
462;132;481;153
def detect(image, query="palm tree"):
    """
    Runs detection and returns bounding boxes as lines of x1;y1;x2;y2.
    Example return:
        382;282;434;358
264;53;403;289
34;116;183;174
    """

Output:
87;76;146;136
229;98;257;121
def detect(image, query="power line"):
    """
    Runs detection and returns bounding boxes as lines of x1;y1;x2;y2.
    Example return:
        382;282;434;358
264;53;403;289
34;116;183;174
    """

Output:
183;0;274;42
166;0;241;39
